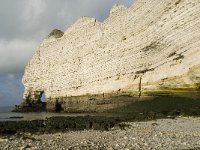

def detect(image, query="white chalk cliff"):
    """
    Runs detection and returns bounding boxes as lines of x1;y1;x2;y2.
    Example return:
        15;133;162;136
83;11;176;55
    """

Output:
18;0;200;112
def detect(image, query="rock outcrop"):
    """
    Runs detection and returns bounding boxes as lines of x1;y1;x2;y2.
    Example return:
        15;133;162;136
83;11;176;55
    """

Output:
15;0;200;112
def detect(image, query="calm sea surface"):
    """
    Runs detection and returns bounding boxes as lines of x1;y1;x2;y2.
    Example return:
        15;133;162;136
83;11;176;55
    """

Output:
0;107;120;122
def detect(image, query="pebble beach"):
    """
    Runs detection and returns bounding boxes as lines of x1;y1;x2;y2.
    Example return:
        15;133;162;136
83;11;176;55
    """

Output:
1;117;200;150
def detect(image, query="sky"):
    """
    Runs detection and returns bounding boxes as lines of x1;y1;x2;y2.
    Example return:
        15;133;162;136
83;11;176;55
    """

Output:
0;0;133;106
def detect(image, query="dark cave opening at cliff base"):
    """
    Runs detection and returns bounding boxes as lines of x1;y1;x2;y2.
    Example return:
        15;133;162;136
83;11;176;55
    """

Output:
40;92;63;112
38;91;47;112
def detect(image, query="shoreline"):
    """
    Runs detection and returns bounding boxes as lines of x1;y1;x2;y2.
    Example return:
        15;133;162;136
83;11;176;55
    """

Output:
1;95;200;135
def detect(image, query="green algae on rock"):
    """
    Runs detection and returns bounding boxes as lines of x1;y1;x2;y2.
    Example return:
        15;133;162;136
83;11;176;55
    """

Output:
47;29;64;38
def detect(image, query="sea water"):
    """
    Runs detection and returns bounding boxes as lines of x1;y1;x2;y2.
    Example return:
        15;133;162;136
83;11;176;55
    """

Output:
0;107;89;121
0;107;121;122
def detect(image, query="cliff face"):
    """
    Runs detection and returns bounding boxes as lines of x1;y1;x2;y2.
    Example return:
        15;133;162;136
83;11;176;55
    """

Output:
16;0;200;112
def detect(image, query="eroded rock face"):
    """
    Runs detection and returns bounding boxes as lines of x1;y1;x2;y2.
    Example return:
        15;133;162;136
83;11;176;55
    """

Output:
15;0;200;112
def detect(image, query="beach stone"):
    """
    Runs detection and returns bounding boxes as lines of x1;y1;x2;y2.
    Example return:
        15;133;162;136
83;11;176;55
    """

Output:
107;147;114;150
0;138;7;142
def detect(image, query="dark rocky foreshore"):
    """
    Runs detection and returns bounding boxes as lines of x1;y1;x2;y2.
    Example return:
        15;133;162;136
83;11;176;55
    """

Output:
0;116;127;135
0;113;169;136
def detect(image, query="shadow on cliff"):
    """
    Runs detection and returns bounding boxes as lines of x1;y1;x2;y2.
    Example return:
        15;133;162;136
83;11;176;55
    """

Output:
55;99;63;112
109;96;200;116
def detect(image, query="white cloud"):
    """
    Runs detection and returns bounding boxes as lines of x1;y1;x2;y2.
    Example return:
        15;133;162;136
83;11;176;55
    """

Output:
0;39;38;73
21;0;46;28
